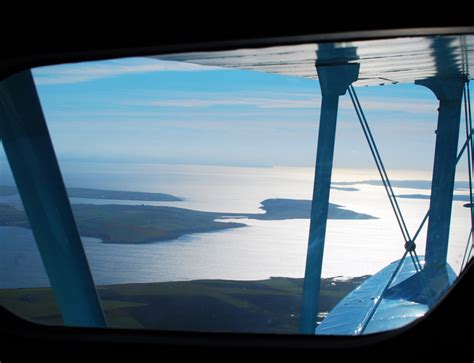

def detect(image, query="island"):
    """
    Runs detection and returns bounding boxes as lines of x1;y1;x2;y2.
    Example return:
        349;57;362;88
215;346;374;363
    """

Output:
0;197;376;244
397;193;471;202
0;203;246;244
0;185;182;202
331;186;359;192
67;187;182;201
246;199;376;220
332;179;469;191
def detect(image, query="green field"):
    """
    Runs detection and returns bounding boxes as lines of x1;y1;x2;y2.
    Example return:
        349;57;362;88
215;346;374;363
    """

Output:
250;198;376;220
67;187;182;201
0;185;182;201
0;276;368;333
0;203;246;244
0;195;375;244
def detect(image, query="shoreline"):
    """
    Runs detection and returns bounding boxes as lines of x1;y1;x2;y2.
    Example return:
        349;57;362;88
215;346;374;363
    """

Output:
0;196;376;245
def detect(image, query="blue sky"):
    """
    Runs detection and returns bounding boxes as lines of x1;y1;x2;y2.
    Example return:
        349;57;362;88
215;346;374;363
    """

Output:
29;57;471;170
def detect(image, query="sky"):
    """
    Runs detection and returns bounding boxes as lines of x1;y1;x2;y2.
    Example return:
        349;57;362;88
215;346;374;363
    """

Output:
26;56;473;171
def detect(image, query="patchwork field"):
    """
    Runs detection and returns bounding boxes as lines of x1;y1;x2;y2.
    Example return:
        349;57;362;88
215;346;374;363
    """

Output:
0;276;368;334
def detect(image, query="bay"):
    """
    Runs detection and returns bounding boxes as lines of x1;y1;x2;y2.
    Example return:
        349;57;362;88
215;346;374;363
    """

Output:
0;162;470;288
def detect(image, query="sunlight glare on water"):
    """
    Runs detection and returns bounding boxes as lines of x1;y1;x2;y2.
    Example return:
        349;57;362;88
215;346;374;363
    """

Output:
0;162;469;288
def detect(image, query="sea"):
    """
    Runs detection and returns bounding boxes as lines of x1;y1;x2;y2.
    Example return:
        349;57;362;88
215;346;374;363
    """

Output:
0;161;470;288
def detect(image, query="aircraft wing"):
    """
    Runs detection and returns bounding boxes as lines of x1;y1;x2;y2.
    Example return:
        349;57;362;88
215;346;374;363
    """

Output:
155;35;474;86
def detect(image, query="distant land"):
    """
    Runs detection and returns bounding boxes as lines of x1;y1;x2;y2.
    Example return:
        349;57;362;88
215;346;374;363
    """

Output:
1;185;361;200
247;199;376;220
0;203;245;244
333;180;470;191
0;275;369;333
0;185;182;202
68;187;182;201
331;186;359;192
397;194;471;202
0;185;377;244
0;197;376;244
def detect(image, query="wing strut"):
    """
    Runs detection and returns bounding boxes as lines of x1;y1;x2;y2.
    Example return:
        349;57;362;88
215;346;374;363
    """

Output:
416;77;465;270
0;71;106;327
315;77;470;336
299;45;359;334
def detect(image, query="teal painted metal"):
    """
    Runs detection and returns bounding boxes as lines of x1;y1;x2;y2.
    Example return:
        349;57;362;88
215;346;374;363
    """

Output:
156;34;474;87
0;70;106;327
316;256;456;335
416;77;465;270
299;45;359;334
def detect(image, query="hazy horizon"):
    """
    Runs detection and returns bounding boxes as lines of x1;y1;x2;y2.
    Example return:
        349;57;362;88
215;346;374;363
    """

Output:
27;56;473;171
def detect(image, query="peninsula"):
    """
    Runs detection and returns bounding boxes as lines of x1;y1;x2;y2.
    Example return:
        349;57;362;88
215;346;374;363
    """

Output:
0;185;182;202
0;190;377;245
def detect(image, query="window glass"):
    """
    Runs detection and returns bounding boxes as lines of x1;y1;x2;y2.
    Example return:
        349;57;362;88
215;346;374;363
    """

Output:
0;34;472;334
0;145;62;325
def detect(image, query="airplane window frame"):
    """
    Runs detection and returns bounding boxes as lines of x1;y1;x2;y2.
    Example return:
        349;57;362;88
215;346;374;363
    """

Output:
1;25;473;356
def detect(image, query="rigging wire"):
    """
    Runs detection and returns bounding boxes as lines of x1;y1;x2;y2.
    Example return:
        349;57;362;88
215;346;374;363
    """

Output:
412;125;473;263
348;86;422;270
348;83;473;333
358;250;409;335
464;81;473;237
456;130;473;164
349;87;410;242
461;81;473;272
461;232;472;271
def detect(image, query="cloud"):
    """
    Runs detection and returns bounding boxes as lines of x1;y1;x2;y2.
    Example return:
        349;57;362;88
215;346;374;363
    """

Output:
49;118;319;131
139;96;322;109
33;59;221;85
33;56;447;116
130;92;438;114
339;97;436;114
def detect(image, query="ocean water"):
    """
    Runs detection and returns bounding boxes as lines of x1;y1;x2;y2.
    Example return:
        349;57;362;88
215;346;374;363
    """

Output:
0;162;470;288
